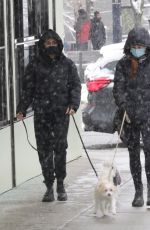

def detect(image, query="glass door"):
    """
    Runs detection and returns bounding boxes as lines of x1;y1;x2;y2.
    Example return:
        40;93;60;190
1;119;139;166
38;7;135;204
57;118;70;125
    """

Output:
0;0;9;127
14;0;49;113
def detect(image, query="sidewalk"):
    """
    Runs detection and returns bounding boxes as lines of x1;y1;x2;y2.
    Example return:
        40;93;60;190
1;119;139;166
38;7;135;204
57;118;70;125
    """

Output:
0;132;150;230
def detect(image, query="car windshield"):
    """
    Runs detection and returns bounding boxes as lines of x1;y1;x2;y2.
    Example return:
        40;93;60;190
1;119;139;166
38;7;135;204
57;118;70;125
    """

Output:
102;60;118;72
98;67;113;75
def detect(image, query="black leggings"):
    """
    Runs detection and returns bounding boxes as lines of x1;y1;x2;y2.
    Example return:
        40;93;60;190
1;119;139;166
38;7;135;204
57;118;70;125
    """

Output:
125;120;150;190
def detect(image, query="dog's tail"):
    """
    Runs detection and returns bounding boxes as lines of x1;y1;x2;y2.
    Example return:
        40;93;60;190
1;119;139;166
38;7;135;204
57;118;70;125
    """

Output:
113;169;122;186
103;160;121;186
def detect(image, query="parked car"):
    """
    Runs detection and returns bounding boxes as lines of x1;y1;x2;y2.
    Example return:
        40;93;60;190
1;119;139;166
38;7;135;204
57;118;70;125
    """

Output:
82;42;125;133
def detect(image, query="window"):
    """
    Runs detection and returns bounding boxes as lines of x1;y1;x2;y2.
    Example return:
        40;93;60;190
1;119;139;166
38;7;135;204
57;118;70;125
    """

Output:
14;0;49;113
0;49;7;125
0;0;8;126
0;0;49;127
103;61;118;73
14;0;48;41
15;42;39;108
0;0;4;47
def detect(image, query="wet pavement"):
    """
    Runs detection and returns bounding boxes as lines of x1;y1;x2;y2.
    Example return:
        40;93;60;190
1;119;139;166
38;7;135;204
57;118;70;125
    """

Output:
0;131;150;230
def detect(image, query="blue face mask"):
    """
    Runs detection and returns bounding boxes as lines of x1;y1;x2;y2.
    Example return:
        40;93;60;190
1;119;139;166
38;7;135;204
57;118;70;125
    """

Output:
130;47;146;58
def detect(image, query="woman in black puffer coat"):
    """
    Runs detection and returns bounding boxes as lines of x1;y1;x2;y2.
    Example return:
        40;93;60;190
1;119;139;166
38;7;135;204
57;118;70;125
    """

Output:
113;26;150;207
16;29;81;202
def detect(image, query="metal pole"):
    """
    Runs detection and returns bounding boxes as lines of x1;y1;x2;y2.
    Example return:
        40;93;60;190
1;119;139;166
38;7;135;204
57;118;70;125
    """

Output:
3;0;10;120
112;0;122;43
79;52;83;83
8;0;16;187
52;0;56;31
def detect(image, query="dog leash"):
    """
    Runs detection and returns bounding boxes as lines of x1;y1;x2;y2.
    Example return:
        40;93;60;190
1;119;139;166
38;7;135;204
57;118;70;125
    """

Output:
21;112;130;182
108;111;127;182
74;114;144;191
112;111;127;163
72;112;143;189
22;116;99;178
107;111;143;189
72;115;98;178
22;119;38;152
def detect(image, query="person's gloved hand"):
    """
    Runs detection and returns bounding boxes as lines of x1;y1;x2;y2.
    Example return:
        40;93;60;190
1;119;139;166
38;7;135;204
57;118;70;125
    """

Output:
16;112;24;120
65;107;75;115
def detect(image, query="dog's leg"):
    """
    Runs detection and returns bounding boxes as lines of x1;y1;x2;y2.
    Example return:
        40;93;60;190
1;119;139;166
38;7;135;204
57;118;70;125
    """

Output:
111;198;116;215
99;202;105;217
94;198;104;218
96;202;104;217
94;199;98;215
94;194;101;216
104;201;110;216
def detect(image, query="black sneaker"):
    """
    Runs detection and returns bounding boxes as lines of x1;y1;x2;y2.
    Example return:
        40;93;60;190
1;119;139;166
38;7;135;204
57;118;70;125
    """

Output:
132;190;144;207
42;187;55;202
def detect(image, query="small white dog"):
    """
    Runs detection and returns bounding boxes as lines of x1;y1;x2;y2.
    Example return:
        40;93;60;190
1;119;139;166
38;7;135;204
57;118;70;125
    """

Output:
94;160;121;217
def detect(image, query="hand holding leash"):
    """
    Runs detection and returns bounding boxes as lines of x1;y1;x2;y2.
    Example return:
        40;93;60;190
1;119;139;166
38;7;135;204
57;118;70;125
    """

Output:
16;112;24;120
66;107;75;115
125;112;131;124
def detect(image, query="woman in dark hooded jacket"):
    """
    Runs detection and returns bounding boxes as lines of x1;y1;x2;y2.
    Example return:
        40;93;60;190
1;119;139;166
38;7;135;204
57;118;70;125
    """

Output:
16;29;81;202
113;26;150;207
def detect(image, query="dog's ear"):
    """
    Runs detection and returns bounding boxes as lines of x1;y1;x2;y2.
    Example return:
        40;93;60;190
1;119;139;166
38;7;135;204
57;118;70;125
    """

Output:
97;181;106;192
113;170;121;186
98;182;105;190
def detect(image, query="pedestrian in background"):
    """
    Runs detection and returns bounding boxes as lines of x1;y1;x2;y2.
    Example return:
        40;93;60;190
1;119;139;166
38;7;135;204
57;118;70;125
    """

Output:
74;9;91;51
113;26;150;207
16;29;81;202
90;11;106;50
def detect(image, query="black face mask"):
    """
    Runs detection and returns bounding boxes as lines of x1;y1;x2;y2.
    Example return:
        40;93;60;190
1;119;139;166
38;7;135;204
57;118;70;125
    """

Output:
45;46;59;56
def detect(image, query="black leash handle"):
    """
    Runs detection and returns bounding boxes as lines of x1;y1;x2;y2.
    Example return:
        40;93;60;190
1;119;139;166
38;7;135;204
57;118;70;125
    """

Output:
72;115;98;178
